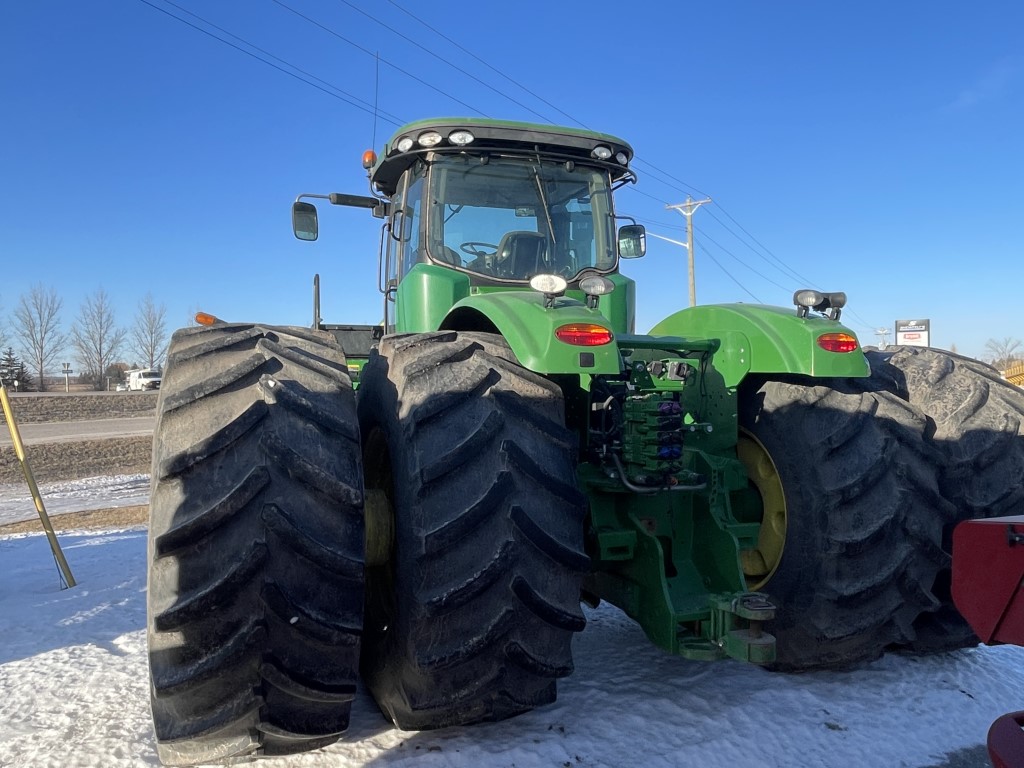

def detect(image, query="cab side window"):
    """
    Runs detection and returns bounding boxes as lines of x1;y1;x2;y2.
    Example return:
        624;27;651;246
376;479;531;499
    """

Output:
397;171;425;279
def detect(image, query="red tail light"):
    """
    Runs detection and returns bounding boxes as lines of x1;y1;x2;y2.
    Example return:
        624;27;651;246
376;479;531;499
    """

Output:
555;323;613;346
817;333;859;353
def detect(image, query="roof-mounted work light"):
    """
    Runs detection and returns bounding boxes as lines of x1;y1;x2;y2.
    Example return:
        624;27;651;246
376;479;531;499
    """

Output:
793;289;847;321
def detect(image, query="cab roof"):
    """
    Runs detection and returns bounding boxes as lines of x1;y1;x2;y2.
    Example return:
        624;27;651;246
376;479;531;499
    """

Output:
370;117;635;196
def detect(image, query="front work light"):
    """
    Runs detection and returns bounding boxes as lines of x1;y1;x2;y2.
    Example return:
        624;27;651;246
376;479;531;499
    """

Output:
530;274;568;295
580;275;615;308
530;274;568;308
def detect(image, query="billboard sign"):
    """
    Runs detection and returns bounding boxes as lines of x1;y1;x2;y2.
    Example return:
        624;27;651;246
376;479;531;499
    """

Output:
895;319;930;347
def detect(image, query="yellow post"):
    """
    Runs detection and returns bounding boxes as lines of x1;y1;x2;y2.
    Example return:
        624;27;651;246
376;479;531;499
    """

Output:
0;381;76;588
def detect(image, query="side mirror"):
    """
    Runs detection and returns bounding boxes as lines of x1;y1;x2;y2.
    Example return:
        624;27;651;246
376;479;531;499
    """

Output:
618;224;646;259
292;201;319;241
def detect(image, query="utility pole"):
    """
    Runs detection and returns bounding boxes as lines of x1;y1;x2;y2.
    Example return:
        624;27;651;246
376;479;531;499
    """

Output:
667;196;712;307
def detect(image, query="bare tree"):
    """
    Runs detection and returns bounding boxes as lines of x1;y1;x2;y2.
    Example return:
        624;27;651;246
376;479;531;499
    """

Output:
984;337;1023;370
71;288;127;390
131;293;169;369
13;284;67;392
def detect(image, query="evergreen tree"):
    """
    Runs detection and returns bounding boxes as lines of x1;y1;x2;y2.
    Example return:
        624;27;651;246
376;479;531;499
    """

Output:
0;347;34;391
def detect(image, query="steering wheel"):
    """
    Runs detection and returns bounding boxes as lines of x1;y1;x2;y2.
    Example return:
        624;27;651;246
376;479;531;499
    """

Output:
460;241;499;259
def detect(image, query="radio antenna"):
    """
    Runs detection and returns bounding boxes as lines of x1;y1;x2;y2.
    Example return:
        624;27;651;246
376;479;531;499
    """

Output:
371;51;380;152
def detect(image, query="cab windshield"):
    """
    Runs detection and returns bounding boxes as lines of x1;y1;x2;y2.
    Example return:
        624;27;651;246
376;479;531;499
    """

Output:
421;154;616;281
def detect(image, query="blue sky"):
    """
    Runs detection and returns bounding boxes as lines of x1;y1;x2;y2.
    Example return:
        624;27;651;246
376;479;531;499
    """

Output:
2;1;1021;363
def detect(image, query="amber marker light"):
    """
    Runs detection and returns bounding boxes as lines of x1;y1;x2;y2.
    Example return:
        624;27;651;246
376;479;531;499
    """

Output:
816;333;859;353
555;323;614;346
194;312;221;327
362;150;377;169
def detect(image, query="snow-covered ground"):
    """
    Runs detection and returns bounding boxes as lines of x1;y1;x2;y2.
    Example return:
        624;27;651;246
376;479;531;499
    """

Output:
1;527;1021;767
0;475;150;526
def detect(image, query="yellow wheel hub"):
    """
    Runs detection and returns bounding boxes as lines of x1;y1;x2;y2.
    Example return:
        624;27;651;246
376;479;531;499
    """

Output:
737;429;787;591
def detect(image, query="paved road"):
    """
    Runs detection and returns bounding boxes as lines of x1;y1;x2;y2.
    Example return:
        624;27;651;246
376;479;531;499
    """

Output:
0;417;155;446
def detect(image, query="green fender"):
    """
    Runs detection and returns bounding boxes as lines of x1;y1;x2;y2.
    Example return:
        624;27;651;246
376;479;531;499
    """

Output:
649;304;869;388
441;291;622;375
394;264;473;334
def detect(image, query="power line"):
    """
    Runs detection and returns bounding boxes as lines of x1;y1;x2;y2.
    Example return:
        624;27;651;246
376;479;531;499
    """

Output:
385;0;585;129
631;157;713;200
621;160;825;295
135;0;404;125
701;247;765;303
694;225;795;294
269;0;488;117
626;164;816;288
704;206;816;286
336;0;557;124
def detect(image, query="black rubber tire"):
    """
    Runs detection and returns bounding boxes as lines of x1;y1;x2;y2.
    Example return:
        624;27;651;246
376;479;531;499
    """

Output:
740;378;950;669
859;346;1024;651
865;346;1024;518
356;331;588;730
147;324;364;766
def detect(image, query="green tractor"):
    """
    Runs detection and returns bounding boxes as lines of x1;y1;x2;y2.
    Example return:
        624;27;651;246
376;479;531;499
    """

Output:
145;117;1024;764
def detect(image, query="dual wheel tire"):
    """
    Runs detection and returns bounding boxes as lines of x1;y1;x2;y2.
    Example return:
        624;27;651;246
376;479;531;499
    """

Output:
147;324;365;765
147;328;586;762
855;347;1024;651
743;346;1024;667
739;376;949;668
356;331;589;728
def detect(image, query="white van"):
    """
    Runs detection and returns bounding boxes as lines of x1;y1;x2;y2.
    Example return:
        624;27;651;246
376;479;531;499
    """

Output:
128;369;162;391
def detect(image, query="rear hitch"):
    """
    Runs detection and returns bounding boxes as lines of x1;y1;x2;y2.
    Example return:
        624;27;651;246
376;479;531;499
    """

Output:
678;592;777;665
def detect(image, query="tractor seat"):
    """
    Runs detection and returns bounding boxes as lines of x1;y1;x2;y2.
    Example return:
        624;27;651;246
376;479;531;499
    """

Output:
495;231;547;279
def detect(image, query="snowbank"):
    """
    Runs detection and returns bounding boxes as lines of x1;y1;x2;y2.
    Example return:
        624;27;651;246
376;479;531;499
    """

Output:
0;475;150;526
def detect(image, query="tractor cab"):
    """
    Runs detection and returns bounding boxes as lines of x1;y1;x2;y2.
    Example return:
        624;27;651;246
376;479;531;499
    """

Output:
293;118;646;333
383;150;626;284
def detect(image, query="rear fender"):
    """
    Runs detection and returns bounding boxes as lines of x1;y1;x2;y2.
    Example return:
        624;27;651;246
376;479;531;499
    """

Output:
649;304;869;388
441;292;622;375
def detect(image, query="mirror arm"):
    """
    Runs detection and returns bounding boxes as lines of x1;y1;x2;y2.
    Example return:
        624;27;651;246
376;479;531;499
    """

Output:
296;192;390;219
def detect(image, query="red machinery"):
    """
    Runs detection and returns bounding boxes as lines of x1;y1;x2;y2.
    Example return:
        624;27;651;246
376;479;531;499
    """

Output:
952;515;1024;768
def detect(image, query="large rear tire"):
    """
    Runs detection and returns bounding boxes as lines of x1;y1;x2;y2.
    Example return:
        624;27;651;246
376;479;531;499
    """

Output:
861;346;1024;651
740;378;949;669
147;324;364;765
866;346;1024;518
356;331;588;730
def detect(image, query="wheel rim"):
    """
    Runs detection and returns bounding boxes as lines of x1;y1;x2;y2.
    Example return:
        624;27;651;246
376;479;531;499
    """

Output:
737;428;787;591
